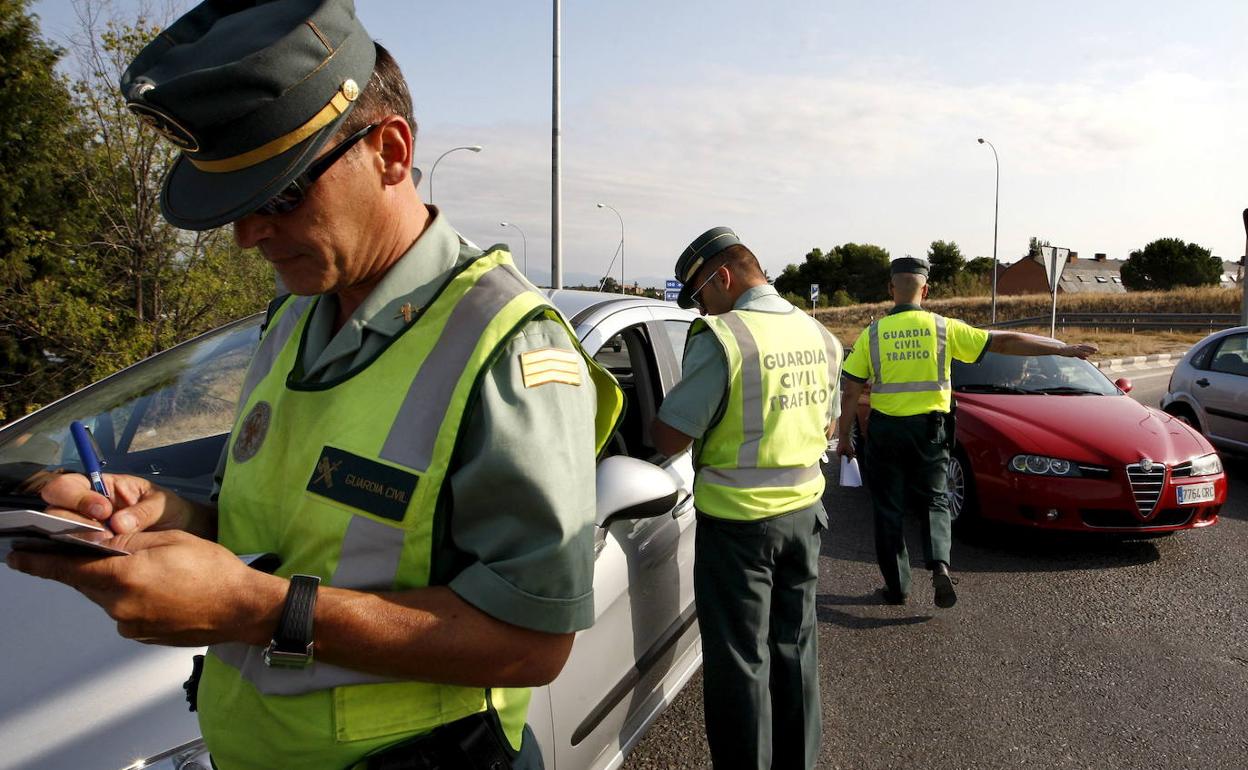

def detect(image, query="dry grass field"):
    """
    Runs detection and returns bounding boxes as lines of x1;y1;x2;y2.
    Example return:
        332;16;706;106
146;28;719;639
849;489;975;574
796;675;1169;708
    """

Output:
816;287;1242;360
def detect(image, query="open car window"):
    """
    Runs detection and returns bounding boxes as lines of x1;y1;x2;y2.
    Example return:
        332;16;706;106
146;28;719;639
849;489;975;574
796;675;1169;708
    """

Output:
0;316;262;505
593;324;664;463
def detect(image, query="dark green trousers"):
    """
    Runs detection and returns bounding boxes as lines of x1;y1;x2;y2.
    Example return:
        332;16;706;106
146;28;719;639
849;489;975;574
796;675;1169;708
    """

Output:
865;410;952;597
694;501;825;770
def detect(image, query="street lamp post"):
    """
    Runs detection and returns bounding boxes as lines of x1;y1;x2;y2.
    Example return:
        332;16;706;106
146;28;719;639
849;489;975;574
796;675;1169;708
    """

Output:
427;145;482;204
596;202;624;292
978;137;1000;325
499;221;528;278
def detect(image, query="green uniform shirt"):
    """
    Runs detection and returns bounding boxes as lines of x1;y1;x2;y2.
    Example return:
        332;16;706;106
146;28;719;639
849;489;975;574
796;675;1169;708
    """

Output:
842;304;991;417
217;209;599;632
658;285;842;439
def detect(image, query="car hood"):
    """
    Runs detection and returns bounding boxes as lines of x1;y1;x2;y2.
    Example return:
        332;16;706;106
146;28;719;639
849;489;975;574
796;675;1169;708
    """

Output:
957;392;1214;466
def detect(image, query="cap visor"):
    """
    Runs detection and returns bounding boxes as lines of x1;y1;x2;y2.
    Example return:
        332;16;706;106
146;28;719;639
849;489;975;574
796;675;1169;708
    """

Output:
676;284;697;309
160;112;349;231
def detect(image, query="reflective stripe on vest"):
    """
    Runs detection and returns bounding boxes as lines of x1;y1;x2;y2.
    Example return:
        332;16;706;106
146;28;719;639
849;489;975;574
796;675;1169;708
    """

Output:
693;307;837;521
201;250;622;765
867;314;949;394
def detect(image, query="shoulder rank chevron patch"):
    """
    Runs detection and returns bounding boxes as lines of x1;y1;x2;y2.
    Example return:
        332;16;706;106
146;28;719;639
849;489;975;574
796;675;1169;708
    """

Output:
519;347;583;388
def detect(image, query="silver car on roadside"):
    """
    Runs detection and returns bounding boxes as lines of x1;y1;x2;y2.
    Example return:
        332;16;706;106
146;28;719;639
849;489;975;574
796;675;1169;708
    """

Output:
1160;325;1248;455
0;290;702;770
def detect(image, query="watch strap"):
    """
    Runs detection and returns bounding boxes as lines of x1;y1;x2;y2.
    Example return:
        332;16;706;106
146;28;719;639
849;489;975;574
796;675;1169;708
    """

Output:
264;573;320;668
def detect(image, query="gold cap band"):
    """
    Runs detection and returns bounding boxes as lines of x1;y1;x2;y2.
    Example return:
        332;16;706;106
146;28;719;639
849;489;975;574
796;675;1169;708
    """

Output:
188;83;356;173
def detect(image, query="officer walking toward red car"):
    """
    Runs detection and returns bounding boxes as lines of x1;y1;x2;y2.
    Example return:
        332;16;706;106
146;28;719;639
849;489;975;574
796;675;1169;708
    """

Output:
837;256;1096;607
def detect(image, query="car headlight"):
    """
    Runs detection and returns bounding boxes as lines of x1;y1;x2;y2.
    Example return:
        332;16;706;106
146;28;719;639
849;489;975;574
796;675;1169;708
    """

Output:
1187;453;1223;477
1009;454;1081;477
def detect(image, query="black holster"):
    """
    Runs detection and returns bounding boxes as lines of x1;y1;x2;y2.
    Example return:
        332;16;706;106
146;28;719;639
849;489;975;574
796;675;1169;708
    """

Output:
183;654;205;712
365;712;515;770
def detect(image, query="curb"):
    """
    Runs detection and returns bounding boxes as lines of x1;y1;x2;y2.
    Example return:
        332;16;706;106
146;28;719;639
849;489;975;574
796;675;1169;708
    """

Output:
1094;352;1179;370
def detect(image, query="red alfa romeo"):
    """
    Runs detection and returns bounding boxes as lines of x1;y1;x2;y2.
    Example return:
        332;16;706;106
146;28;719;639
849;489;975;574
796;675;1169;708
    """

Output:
855;352;1227;533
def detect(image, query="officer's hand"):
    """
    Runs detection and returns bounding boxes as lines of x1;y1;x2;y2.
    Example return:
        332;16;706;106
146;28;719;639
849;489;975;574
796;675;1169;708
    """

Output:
1062;343;1098;359
6;529;284;647
835;431;855;460
39;472;200;535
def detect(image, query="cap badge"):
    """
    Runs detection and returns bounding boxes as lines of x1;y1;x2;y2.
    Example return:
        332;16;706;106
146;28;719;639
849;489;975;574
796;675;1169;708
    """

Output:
127;102;201;152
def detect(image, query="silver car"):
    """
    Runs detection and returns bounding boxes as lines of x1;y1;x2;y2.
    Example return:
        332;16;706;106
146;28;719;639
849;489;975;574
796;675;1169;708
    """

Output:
1160;325;1248;455
0;291;702;770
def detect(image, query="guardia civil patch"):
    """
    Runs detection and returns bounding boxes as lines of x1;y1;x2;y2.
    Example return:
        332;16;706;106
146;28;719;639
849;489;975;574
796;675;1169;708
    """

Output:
306;446;419;522
232;401;271;463
519;348;582;388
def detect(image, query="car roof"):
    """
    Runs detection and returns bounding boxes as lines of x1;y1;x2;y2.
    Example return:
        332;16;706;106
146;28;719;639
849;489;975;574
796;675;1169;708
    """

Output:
545;288;676;325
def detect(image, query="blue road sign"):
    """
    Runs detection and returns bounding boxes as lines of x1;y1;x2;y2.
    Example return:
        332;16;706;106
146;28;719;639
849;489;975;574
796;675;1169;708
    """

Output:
665;279;682;290
664;289;681;302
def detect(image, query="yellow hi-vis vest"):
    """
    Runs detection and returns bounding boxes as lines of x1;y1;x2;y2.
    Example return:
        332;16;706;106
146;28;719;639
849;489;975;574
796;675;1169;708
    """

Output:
693;308;841;521
201;250;622;770
864;310;953;416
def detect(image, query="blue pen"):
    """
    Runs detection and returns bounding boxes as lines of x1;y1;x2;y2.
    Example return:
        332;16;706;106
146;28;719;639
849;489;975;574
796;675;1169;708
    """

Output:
70;420;111;502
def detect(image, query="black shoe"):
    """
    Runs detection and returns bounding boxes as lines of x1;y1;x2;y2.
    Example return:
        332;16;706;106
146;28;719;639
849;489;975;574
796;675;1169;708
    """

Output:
932;564;958;609
879;588;908;605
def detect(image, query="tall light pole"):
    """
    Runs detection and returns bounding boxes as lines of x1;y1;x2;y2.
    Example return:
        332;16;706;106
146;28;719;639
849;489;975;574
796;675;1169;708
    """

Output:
499;221;528;278
978;137;1000;325
428;145;482;204
551;0;563;289
596;202;624;292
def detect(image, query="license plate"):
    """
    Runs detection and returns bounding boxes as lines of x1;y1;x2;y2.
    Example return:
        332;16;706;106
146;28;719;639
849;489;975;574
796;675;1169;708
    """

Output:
1176;482;1215;505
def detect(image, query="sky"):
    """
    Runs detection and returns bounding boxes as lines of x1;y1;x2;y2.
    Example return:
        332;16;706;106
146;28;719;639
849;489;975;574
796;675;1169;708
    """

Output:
29;0;1248;289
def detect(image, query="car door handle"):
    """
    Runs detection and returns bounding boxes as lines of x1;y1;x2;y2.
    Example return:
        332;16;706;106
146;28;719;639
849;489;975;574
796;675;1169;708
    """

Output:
1196;378;1210;388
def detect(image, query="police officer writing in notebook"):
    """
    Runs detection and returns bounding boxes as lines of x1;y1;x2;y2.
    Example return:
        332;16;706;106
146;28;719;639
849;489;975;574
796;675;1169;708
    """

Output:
837;256;1096;608
6;2;622;769
652;228;843;769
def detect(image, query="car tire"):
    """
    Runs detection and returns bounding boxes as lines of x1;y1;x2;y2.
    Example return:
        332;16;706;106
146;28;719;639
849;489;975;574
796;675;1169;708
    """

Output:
1164;403;1202;433
947;449;978;530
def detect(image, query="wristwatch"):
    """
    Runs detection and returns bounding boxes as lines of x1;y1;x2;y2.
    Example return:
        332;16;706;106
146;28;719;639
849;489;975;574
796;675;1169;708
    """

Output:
264;574;320;669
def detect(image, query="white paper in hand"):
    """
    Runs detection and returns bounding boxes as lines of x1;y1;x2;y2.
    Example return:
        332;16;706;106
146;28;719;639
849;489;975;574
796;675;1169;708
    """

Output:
839;456;862;487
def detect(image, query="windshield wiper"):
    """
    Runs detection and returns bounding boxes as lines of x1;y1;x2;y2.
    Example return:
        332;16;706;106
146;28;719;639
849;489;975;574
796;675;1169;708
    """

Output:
956;383;1029;394
1028;386;1102;395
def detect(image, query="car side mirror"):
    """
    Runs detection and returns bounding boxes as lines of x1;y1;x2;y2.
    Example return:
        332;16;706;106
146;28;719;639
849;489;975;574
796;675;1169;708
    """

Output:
1115;377;1133;394
595;455;679;528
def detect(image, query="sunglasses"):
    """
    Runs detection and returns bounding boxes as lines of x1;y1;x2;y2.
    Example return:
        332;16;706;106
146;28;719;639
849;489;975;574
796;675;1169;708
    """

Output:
690;266;721;310
252;122;379;217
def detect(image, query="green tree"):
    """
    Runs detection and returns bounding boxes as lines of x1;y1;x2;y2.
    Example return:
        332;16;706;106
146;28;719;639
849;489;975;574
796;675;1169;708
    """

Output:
1120;237;1222;290
0;0;95;420
775;243;889;303
926;240;965;286
0;4;272;422
965;256;996;276
837;242;891;302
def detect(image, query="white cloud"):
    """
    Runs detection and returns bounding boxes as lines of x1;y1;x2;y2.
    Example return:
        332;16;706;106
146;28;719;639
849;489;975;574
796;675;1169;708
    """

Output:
425;63;1248;286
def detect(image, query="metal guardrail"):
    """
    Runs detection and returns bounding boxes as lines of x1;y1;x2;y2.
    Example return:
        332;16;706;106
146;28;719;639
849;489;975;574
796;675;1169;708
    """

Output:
990;313;1240;332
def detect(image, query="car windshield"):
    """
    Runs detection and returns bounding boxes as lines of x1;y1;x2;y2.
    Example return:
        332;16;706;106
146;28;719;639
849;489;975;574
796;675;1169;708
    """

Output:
0;315;263;506
952;351;1119;396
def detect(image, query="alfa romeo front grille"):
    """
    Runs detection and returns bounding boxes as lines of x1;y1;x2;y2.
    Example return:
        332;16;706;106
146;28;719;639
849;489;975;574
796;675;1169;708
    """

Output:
1126;462;1166;516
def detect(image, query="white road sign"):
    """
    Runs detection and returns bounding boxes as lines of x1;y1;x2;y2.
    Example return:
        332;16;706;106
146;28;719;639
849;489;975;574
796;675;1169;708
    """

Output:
1040;246;1069;292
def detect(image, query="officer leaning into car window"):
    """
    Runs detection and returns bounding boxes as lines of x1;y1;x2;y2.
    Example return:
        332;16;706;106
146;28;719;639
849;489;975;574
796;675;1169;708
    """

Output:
652;227;843;770
836;257;1097;608
4;2;623;769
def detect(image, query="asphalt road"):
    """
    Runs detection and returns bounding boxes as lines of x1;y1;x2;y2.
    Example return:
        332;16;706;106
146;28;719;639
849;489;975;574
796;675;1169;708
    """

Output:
624;362;1247;769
